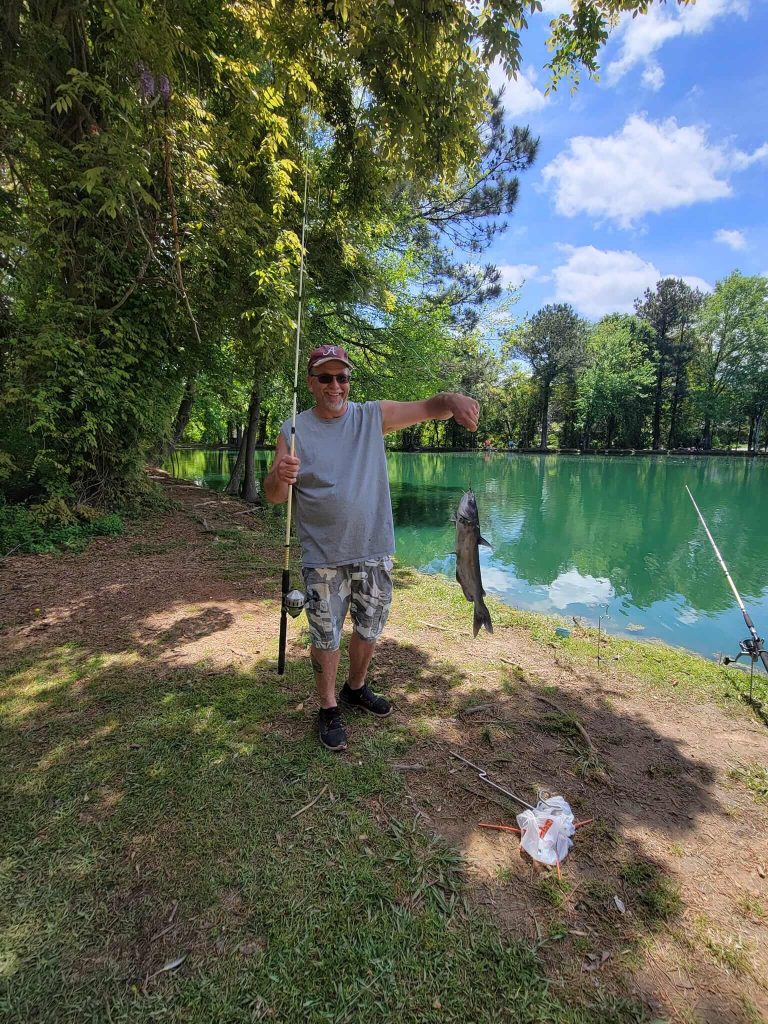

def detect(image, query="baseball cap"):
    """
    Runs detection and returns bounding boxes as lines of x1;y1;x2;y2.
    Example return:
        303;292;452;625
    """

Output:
307;345;353;372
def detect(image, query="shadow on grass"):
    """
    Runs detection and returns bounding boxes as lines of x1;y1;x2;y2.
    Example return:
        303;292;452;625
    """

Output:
0;629;762;1022
0;642;652;1024
351;636;760;1024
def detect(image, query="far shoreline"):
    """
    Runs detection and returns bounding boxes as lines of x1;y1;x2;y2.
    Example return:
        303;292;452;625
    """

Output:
173;443;768;459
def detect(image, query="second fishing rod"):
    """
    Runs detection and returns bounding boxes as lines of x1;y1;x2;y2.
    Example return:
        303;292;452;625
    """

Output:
686;485;768;706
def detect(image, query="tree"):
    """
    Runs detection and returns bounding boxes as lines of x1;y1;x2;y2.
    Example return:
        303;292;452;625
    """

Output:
692;272;768;450
634;278;703;450
507;304;587;450
576;315;655;450
0;0;700;506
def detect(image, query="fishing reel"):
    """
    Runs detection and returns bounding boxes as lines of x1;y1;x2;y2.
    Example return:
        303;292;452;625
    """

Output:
283;589;307;618
722;635;767;712
723;635;765;667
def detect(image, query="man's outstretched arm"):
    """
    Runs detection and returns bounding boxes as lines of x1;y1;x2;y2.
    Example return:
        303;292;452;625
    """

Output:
380;393;479;435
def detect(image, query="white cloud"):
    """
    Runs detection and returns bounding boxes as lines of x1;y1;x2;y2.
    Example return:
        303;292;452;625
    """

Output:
551;245;712;319
714;228;747;250
541;114;765;228
641;62;665;91
682;276;714;294
488;62;548;118
495;263;539;288
540;0;572;13
732;142;768;169
606;0;749;88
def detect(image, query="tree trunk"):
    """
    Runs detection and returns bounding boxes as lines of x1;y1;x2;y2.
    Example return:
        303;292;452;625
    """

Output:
539;380;550;451
606;414;616;449
164;379;195;455
236;423;244;445
581;421;592;453
652;364;664;450
225;431;247;496
667;368;682;448
702;417;713;451
241;381;263;503
749;410;764;452
257;412;267;448
225;381;261;498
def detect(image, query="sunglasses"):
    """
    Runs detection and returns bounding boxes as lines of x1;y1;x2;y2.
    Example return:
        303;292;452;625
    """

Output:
311;372;351;384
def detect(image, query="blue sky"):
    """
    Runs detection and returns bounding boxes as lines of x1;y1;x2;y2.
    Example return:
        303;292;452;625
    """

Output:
480;0;768;326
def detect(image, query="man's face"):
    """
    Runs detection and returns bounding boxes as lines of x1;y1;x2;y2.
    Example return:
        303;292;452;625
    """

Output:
307;360;350;417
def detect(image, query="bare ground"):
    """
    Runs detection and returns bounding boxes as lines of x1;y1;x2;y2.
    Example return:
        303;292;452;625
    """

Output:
2;471;767;1023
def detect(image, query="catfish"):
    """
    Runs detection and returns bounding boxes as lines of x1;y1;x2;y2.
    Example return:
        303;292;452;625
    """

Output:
455;489;493;637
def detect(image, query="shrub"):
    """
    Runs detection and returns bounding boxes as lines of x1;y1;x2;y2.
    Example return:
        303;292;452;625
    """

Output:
0;501;124;555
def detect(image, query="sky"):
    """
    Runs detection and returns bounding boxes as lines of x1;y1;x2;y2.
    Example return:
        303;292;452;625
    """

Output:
480;0;768;326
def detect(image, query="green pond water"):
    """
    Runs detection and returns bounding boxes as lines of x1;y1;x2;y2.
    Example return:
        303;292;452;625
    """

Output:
165;448;768;666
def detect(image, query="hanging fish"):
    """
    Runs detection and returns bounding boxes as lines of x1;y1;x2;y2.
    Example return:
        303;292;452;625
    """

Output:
454;490;493;637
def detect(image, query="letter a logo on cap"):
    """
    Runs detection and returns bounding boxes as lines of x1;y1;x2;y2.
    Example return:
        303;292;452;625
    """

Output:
308;345;353;371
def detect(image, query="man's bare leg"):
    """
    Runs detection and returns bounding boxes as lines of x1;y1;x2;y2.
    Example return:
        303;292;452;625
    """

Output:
310;647;341;708
348;632;376;689
340;632;391;716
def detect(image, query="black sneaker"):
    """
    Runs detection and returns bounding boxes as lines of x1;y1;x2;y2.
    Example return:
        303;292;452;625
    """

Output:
339;682;392;718
318;706;348;751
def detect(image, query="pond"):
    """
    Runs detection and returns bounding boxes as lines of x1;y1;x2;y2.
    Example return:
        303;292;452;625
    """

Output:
165;448;768;666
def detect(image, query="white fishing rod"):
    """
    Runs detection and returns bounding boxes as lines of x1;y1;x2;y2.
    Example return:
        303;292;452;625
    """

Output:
686;486;768;684
278;113;312;675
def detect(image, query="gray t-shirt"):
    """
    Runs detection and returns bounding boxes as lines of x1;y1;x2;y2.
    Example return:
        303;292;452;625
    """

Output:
280;401;395;568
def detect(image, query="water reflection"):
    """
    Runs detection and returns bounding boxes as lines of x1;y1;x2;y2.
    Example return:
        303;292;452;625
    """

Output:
547;569;614;610
165;448;768;662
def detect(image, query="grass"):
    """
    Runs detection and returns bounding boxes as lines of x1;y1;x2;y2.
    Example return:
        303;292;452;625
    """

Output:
734;892;768;923
703;932;753;976
485;592;768;716
728;762;768;803
393;562;768;718
208;518;301;582
537;876;574;910
619;861;682;924
0;646;646;1024
5;506;767;1023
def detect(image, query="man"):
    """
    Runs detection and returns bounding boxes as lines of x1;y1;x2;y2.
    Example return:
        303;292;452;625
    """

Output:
265;345;479;751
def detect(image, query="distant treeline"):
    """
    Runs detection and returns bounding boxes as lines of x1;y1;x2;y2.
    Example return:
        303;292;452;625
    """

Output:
190;272;767;460
452;271;767;455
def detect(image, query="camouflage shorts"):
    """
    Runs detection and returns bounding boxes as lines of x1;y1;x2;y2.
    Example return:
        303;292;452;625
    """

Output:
301;558;394;651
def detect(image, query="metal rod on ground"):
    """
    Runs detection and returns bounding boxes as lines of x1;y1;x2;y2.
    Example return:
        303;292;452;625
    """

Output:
686;486;768;687
450;751;535;810
597;605;609;666
277;116;311;676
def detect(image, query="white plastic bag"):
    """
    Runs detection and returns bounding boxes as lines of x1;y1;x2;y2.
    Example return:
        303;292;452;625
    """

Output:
516;796;575;866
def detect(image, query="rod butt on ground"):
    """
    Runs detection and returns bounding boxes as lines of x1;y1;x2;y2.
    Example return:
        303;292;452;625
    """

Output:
277;568;290;675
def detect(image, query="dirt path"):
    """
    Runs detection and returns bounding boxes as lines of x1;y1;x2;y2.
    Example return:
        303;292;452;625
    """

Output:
3;472;767;1023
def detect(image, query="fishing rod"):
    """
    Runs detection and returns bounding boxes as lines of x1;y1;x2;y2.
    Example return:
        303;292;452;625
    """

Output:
685;486;768;702
277;113;312;675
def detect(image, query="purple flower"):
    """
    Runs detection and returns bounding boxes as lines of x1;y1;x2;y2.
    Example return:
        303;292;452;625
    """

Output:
137;64;155;102
158;75;172;109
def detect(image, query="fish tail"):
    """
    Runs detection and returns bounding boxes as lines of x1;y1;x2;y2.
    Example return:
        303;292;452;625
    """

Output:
473;598;494;637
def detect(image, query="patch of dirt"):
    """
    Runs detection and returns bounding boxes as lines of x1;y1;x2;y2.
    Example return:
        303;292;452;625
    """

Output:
1;472;280;672
2;470;767;1023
